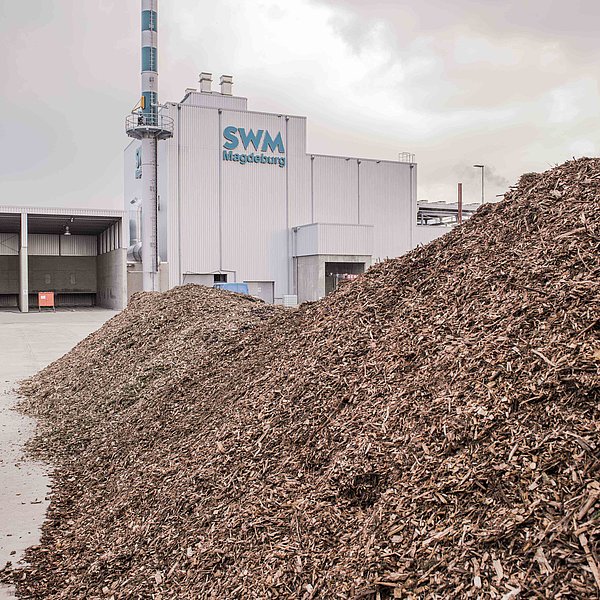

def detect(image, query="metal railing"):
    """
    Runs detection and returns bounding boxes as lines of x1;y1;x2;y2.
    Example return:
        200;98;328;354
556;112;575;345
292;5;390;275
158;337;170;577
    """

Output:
125;113;174;140
398;152;415;163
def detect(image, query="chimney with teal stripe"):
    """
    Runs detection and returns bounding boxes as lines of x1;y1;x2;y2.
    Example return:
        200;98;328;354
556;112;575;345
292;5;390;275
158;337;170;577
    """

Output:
125;0;173;293
141;0;158;124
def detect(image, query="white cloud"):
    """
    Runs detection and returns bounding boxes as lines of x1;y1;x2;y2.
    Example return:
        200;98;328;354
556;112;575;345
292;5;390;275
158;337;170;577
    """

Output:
569;139;597;157
545;79;599;124
453;35;521;67
1;0;600;209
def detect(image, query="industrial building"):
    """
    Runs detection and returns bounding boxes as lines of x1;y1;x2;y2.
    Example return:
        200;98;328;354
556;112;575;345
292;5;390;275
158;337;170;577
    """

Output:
0;207;126;311
125;73;424;304
123;0;448;305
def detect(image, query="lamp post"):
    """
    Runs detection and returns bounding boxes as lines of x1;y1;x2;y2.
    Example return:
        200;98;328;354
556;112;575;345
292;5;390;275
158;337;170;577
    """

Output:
473;164;485;204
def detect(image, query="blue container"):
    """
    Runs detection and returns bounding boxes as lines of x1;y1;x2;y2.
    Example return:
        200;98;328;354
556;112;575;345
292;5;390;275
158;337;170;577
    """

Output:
213;282;249;295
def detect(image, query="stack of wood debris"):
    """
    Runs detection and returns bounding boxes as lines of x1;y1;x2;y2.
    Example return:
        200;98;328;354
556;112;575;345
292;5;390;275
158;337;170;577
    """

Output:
4;158;599;599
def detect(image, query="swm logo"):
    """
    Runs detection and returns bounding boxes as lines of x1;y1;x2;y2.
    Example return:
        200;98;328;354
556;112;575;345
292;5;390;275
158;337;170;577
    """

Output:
222;126;286;168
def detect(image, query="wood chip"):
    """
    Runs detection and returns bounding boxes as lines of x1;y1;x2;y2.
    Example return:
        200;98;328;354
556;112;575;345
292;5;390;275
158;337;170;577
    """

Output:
2;158;599;599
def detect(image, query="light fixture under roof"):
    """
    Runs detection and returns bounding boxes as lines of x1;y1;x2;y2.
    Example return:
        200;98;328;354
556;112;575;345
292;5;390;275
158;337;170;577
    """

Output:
64;225;71;236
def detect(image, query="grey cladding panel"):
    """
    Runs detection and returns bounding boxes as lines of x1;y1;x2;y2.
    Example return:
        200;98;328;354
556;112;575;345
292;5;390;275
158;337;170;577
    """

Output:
312;156;359;224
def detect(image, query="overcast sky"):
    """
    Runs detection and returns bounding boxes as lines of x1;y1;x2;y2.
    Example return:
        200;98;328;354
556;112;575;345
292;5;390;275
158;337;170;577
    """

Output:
1;0;599;209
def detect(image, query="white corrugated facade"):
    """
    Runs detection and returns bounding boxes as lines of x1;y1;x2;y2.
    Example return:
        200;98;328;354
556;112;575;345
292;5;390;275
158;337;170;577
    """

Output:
124;84;417;303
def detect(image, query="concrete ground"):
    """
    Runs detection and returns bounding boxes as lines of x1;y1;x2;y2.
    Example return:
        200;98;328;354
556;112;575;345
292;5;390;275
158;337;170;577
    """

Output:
0;308;117;599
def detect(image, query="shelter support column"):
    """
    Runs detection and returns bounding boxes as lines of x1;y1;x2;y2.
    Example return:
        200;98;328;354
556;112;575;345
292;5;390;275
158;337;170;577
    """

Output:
19;213;28;313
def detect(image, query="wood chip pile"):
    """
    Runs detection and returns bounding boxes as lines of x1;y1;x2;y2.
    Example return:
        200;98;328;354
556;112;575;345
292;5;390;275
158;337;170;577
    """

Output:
17;285;279;461
4;158;600;599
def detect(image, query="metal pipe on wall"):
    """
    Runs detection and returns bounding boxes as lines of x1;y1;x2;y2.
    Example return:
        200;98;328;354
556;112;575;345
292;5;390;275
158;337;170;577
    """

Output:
310;156;315;223
218;109;223;274
285;116;292;295
357;159;361;225
19;213;28;313
409;164;415;251
177;105;182;286
458;182;463;225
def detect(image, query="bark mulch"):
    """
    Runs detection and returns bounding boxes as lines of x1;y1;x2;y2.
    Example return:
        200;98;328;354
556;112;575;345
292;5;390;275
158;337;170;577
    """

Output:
2;158;599;599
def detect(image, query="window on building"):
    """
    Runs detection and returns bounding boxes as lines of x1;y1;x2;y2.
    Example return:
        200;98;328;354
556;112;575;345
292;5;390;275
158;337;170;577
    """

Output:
214;273;227;283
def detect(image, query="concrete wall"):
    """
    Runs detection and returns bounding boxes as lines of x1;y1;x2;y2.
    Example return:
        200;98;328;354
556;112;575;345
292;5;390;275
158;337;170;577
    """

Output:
126;261;170;302
97;249;126;310
127;267;143;301
246;281;274;303
28;256;96;293
0;256;19;294
180;274;214;286
295;254;371;304
296;256;322;303
159;262;169;292
3;253;126;309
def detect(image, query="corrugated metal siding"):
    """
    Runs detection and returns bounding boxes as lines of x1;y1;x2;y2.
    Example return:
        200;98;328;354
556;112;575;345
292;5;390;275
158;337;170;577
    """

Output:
181;93;248;111
164;104;180;287
359;161;414;259
294;223;373;256
157;135;169;262
0;295;17;307
60;235;97;256
154;100;416;293
221;110;288;299
29;234;59;255
164;105;296;293
0;233;19;255
112;223;119;250
294;224;319;256
179;105;221;276
287;117;311;227
55;293;95;306
286;116;310;293
312;156;359;224
318;223;373;256
0;206;123;218
27;234;102;256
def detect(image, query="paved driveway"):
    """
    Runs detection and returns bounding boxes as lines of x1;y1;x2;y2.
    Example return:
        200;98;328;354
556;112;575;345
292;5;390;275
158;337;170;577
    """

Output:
0;308;117;599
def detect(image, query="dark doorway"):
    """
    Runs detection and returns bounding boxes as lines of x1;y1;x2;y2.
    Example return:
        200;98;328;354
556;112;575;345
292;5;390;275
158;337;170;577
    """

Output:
325;262;365;295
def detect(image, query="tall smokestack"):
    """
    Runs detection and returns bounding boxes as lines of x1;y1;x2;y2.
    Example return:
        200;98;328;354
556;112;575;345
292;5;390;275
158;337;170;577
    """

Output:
140;0;159;292
125;0;173;292
141;0;158;127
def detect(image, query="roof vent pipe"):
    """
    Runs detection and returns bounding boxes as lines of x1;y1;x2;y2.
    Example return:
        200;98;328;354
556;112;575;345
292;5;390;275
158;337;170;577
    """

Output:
220;75;233;96
199;72;212;93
